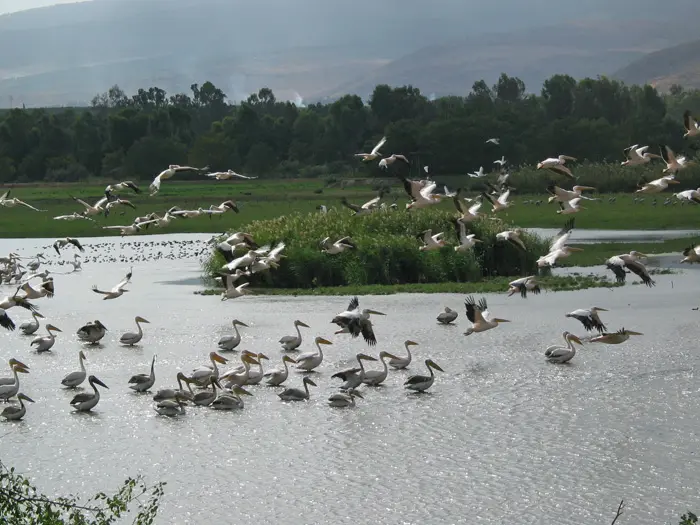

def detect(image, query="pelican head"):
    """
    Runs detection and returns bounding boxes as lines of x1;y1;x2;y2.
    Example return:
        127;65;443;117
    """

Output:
294;320;310;328
8;358;29;370
13;364;29;374
46;324;62;333
564;332;583;345
303;377;317;387
363;309;386;316
567;247;584;252
622;329;643;336
405;340;419;346
629;251;648;258
256;353;270;361
232;319;249;327
79;350;86;360
33;312;45;319
90;376;109;389
135;316;150;324
357;353;378;362
347;388;364;399
17;393;34;403
379;351;399;360
282;356;297;364
241;355;259;366
426;359;444;372
95;321;108;330
591;307;608;312
232;386;253;396
315;337;333;345
210;352;228;364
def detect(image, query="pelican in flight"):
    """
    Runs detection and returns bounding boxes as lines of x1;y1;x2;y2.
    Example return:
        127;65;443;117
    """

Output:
684;110;700;138
452;219;482;251
378;153;409;169
681;244;700;263
389;340;418;370
355;136;387;161
321;237;356;254
481;189;512;212
105;180;141;194
536;218;581;267
0;190;45;211
30;324;61;352
660;145;692;174
496;229;526;251
437;307;458;325
332;353;378;390
120;316;150;346
417;230;446;251
295;337;333;372
278;377;317;401
53;212;96;222
77;320;108;344
328;388;363;407
19;312;44;335
206;169;258;180
621;145;660;166
404;359;444;392
1;393;34;420
150;164;208;195
547;184;596;203
362;351;400;386
53;237;84;255
128;355;157;392
92;268;131;299
331;297;385;346
453;192;484;222
61;351;87;388
605;252;654;287
102;224;142;236
264;355;297;386
209;200;239;214
218;319;249;351
544;332;583;364
70;375;108;412
396;177;442;209
19;278;54;299
635;174;679;194
219;275;252;300
537;155;576;179
507;276;541;298
340;195;383;216
468;166;487;178
566;307;608;333
675;189;700;204
557;197;586;215
464;296;510;335
279;320;310;351
589;328;643;344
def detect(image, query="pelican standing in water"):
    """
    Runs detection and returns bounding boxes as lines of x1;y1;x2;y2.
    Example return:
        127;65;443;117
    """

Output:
245;353;270;385
544;332;583;363
128;355;157;393
0;393;34;421
77;320;108;344
279;320;310;351
404;359;444;392
19;312;44;335
295;337;333;372
154;392;188;416
153;373;194;402
278;377;317;401
589;328;643;345
566;307;608;333
220;354;259;388
120;316;150;346
211;386;253;410
389;341;418;370
331;297;385;346
61;351;88;388
0;359;29;386
264;356;297;386
30;324;61;352
191;352;228;386
218;319;249;351
193;377;221;406
464;296;510;335
70;375;108;412
328;388;364;407
0;364;28;401
362;351;400;386
331;353;378;390
437;307;458;325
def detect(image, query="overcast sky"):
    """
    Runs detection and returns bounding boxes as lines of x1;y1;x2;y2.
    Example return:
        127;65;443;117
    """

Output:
0;0;89;15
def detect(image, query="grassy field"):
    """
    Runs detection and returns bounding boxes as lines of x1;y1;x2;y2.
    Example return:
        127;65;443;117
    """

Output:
0;178;699;238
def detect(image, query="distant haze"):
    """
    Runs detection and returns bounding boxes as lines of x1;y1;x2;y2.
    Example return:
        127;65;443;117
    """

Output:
0;0;89;14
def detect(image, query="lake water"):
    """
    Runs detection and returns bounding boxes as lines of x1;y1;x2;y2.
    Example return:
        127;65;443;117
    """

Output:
1;233;699;524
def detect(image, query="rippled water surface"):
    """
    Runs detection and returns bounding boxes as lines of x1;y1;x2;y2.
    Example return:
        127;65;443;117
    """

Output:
1;234;699;524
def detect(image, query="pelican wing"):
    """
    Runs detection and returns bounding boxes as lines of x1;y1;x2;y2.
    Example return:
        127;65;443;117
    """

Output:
68;238;85;252
371;136;387;155
91;286;111;295
550;218;575;251
452;193;467;214
548;165;575;179
70;393;93;405
40;281;54;298
361;196;381;209
360;320;377;346
625;260;655;287
347;296;359;312
419;182;437;199
331;368;360;381
419;230;433;244
467;201;482;216
340;197;361;213
464;296;485;324
129;373;150;384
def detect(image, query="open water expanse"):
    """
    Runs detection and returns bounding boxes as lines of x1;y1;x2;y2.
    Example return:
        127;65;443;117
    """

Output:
1;233;699;524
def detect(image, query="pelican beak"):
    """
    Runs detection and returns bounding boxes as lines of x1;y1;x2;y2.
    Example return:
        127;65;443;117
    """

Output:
383;353;399;360
93;378;109;389
52;326;63;332
236;321;249;327
568;247;584;252
570;335;583;345
668;179;681;184
360;354;378;361
15;366;29;374
244;356;259;365
594;308;609;312
35;312;45;319
298;321;310;328
626;331;643;336
636;253;648;258
234;386;253;396
213;354;228;364
352;391;364;399
21;395;35;403
284;357;297;364
306;379;318;387
317;338;333;345
139;318;151;324
257;353;270;360
406;341;418;346
473;239;483;243
494;318;510;323
366;310;386;316
430;362;445;372
10;359;29;370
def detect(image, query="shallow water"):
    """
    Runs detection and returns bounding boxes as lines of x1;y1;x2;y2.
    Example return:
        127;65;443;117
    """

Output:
1;234;699;524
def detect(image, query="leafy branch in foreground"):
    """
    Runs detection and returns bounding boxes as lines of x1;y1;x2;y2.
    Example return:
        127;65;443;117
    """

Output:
0;461;164;524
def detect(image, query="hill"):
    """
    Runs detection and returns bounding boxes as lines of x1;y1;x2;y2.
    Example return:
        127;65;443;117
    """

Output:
614;39;700;91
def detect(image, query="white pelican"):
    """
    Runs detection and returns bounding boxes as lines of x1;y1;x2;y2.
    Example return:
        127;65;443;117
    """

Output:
104;198;136;216
453;193;484;223
70;375;108;411
0;309;18;331
0;359;28;386
605;252;654;287
69;254;82;271
211;386;252;410
224;232;257;247
30;324;61;352
223;248;260;271
218;275;252;301
331;297;385;346
218;319;249;351
128;355;156;392
53;237;85;255
482;189;512;212
437;307;458;325
362;351;400;386
102;224;142;236
485;138;500;145
661;145;692;174
193;377;222;406
264;356;296;386
1;393;34;420
417;230;446;251
494;156;507;167
404;359;444;392
279;320;310;351
220;354;259;388
19;312;44;335
191;352;228;386
0;364;28;401
635;174;679;194
150;164;208;195
0;190;45;211
536;218;581;267
547;185;596;203
621;145;660;166
120;316;150;346
340;195;383;216
153;373;194;402
328;388;363;407
589;328;643;345
53;212;95;222
496;229;526;251
138;211;178;229
72;196;108;216
331;353;377;390
206;169;257;180
684;110;700;138
537;155;576;179
154;392;188;416
566;307;608;333
105;180;141;194
378;153;409;169
295;337;333;372
209;200;239;214
321;237;356;254
355;136;387;161
246;353;269;385
278;377;317;401
464;296;510;335
171;207;212;219
0;294;36;313
681;244;700;263
19;279;54;299
544;332;583;364
452;219;482;251
61;351;87;388
507;276;541;298
77;320;108;344
389;340;418;370
675;189;700;204
557;197;586;214
92;267;131;300
402;179;443;210
468;166;486;178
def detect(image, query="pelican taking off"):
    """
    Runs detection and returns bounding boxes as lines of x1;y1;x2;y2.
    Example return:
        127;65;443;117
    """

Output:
606;252;654;287
681;244;700;264
378;153;409;169
206;169;258;180
53;237;84;255
635;174;679;194
331;297;385;346
464;296;510;335
684;110;700;138
355;136;387;161
566;307;608;333
621;145;660;166
660;145;692;174
537;155;576;179
536;218;581;268
544;332;583;364
507;276;541;298
150;164;208;195
589;328;643;344
452;219;482;251
496;229;526;251
92;268;131;299
321;237;356;254
417;230;446;251
481;189;512;212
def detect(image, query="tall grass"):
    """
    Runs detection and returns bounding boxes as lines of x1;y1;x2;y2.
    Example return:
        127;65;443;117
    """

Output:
205;208;551;288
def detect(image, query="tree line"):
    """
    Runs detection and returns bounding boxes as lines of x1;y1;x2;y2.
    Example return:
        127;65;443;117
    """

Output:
2;75;700;186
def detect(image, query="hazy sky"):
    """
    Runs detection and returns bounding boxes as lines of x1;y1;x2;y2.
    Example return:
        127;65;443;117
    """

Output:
0;0;89;15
